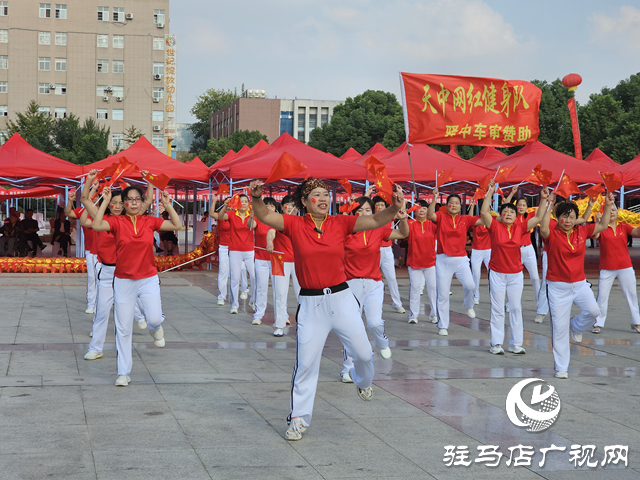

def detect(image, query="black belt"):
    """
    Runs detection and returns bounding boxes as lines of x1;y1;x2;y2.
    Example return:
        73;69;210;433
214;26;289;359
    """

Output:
102;262;116;267
299;282;349;297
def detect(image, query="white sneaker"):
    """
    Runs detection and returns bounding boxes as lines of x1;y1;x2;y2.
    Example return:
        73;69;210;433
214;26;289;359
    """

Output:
408;317;418;324
240;292;248;300
394;306;406;314
429;316;438;324
420;288;424;295
115;375;129;386
555;371;568;379
85;308;94;314
249;301;256;311
285;417;306;441
230;308;238;314
273;328;284;337
138;320;147;330
379;347;392;359
151;326;165;348
89;330;93;338
285;319;291;325
489;344;504;355
467;308;476;318
357;385;373;401
632;324;640;333
534;314;545;323
570;328;582;343
508;345;526;354
438;328;448;336
251;318;262;325
84;351;103;360
217;299;225;306
474;299;479;305
341;372;353;383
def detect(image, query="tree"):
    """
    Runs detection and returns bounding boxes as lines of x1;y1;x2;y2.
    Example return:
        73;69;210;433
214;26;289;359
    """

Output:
199;130;268;166
49;115;111;165
308;90;405;156
6;100;55;153
527;79;575;156
124;125;144;146
188;88;239;152
578;94;622;158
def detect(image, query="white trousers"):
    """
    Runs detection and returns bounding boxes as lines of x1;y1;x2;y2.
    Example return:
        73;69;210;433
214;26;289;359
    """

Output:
342;279;388;375
380;246;402;308
408;266;437;320
86;251;99;310
537;251;549;315
521;244;540;304
489;270;524;346
471;249;491;302
272;262;300;329
254;258;271;320
548;280;599;372
289;288;374;427
113;275;164;375
218;246;248;300
435;254;475;329
229;250;255;309
595;267;640;327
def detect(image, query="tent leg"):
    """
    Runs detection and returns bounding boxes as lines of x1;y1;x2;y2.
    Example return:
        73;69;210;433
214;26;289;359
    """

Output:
192;182;197;251
620;186;625;209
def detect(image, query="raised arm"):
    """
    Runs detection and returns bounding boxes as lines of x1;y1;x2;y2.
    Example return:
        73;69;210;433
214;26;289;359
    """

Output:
353;185;403;233
426;187;438;222
249;181;285;231
159;191;183;232
575;197;594;226
593;193;614;236
388;211;409;240
539;192;556;239
65;191;78;219
140;171;154;212
216;198;230;221
526;187;550;231
92;187;112;232
480;181;496;228
208;194;220;220
78;209;93;228
505;185;518;204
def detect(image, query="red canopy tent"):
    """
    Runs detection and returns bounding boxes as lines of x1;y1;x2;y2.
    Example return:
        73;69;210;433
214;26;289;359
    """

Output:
0;186;61;200
584;148;621;172
354;143;391;165
469;147;507;165
340;148;361;161
208;149;236;177
448;149;462;159
619;152;640;186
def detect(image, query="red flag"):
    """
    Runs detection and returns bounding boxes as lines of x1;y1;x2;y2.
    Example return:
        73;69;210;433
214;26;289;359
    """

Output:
364;156;394;204
584;184;605;198
216;183;229;195
270;252;285;276
73;206;85;217
530;164;553;187
472;188;486;202
228;195;242;210
601;172;623;192
338;178;352;196
338;202;360;214
496;187;505;199
555;173;580;198
264;152;307;184
105;157;136;188
478;174;491;192
96;163;118;182
117;180;129;190
437;168;454;187
144;172;171;191
494;165;516;184
407;203;421;214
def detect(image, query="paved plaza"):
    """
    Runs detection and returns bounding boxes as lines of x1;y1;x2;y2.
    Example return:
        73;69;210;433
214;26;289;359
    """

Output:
0;249;639;479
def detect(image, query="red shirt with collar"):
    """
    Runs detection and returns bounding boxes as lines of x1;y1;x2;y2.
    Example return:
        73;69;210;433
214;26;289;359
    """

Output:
83;226;96;254
407;218;436;268
543;218;557;253
227;210;254;252
217;218;230;247
546;223;596;283
472;224;491;250
516;212;536;246
345;225;392;281
254;220;271;261
435;211;479;257
381;221;393;248
273;229;294;263
95;228;117;265
488;221;526;274
282;214;357;290
598;223;634;270
106;214;164;279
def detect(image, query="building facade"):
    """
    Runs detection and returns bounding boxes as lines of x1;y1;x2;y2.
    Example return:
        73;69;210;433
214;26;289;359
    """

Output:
0;0;171;151
210;97;341;144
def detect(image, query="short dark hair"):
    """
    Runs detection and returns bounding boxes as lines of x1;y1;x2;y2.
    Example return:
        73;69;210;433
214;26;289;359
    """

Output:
499;203;517;214
122;186;144;202
352;196;375;215
106;190;122;215
263;197;278;210
238;193;249;201
372;196;388;207
515;197;528;206
417;200;429;208
556;201;579;219
446;194;462;205
281;195;295;208
26;208;33;213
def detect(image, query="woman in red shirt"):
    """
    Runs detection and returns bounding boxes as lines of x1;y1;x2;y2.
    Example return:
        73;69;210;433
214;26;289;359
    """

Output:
249;178;404;441
253;197;278;325
514;198;541;308
540;193;613;378
91;185;182;386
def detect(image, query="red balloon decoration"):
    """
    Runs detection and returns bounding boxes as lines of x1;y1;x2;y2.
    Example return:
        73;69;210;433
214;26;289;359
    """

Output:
562;73;582;91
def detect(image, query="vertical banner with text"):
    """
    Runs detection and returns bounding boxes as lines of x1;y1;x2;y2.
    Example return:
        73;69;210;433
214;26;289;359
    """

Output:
164;34;177;147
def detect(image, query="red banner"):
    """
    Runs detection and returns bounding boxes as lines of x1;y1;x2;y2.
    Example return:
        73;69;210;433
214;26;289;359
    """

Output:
567;98;582;160
400;73;542;147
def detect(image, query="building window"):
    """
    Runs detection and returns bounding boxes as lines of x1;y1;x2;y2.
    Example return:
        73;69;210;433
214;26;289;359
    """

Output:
0;55;8;69
0;2;7;16
280;111;293;136
153;62;164;76
96;59;108;73
297;107;305;142
39;31;51;45
308;107;317;131
152;110;163;122
113;35;124;48
153;9;165;24
0;105;7;117
39;3;51;18
96;85;107;96
112;133;124;148
0;82;7;93
112;86;123;97
54;83;66;95
97;6;108;21
0;130;7;144
97;34;108;48
112;109;123;120
112;60;124;74
38;106;50;117
321;107;329;126
38;83;51;94
112;7;124;22
55;4;66;19
153;37;163;50
152;134;163;148
55;32;66;45
152;87;163;99
55;58;66;71
54;107;66;118
0;30;7;43
96;108;108;120
39;57;51;71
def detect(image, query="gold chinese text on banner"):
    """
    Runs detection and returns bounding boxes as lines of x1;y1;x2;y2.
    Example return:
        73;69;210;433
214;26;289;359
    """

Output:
164;34;177;143
399;73;542;147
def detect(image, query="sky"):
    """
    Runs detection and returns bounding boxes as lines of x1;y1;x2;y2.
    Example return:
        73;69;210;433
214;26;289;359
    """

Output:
171;0;640;124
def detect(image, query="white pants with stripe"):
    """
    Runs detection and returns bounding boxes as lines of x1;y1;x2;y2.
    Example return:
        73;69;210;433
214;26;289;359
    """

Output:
113;275;164;376
380;246;402;308
229;250;256;309
521;244;540;304
342;278;388;375
489;270;524;346
548;280;599;372
289;288;374;427
218;246;249;300
254;258;271;320
273;262;300;329
408;266;437;320
471;249;491;303
595;267;640;327
537;251;549;315
435;254;475;329
86;251;99;310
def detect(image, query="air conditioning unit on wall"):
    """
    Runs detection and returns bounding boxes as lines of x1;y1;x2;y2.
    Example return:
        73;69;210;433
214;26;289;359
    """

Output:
116;97;123;102
154;74;162;81
152;98;159;103
102;96;109;102
156;23;164;28
125;13;133;20
153;125;161;132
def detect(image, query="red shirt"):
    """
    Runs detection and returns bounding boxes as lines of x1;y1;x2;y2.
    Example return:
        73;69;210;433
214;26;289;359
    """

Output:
217;218;230;247
516;212;536;246
546;223;595;283
598;223;633;271
407;219;436;268
83;226;96;254
488;221;526;274
435;211;479;256
273;229;294;263
106;214;164;279
345;226;392;281
95;228;117;265
381;221;393;248
543;218;557;253
472;224;491;250
283;214;357;290
227;211;254;252
254;220;271;261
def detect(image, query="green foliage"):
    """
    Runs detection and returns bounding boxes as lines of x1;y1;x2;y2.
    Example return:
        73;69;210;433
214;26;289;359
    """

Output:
199;130;268;166
188;88;239;152
124;125;144;146
7;100;55;153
